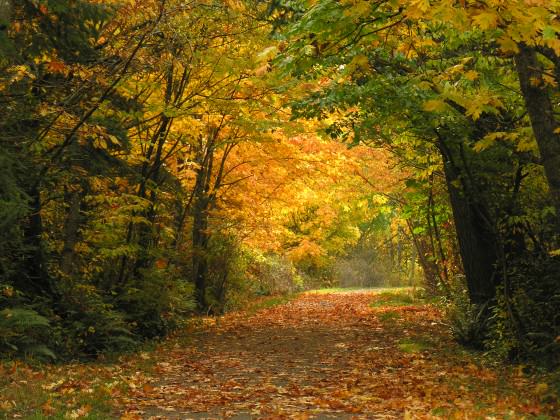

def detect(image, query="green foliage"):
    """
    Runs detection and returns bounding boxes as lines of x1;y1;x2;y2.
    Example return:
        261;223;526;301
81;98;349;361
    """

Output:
443;276;490;349
249;253;302;295
204;234;252;314
117;268;196;338
398;338;431;354
0;150;29;282
0;307;55;361
370;291;419;308
487;256;560;367
53;282;137;357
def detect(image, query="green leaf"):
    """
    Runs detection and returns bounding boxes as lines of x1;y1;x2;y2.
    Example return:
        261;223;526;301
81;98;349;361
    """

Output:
543;26;556;40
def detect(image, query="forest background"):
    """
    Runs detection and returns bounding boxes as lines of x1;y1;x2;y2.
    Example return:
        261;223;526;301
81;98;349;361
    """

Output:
0;0;559;369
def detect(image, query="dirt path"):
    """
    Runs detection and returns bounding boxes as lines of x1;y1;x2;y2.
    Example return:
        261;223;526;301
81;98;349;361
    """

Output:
120;291;557;419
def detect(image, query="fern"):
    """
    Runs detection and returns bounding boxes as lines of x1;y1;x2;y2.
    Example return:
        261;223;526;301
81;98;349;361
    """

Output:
0;307;55;360
0;308;50;331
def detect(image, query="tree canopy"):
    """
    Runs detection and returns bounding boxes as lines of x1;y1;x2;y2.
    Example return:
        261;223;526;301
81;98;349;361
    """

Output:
0;0;559;368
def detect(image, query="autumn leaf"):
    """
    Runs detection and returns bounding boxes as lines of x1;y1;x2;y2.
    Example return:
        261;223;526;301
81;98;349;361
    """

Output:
41;399;56;416
464;70;479;81
472;11;499;30
497;35;520;54
423;99;447;112
47;60;66;74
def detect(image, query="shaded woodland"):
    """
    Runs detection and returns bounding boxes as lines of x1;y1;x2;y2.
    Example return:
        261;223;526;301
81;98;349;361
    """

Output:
0;0;559;370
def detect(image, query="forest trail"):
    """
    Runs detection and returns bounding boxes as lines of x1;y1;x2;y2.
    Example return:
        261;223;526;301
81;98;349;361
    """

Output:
119;290;554;419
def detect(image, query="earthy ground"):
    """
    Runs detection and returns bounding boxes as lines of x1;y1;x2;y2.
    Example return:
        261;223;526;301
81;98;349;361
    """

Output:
118;290;558;419
1;289;559;419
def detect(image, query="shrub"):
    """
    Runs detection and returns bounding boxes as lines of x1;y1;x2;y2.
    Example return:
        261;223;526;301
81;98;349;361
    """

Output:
205;234;251;313
0;307;55;361
487;256;560;366
250;253;301;295
116;267;196;339
53;282;137;358
442;275;490;349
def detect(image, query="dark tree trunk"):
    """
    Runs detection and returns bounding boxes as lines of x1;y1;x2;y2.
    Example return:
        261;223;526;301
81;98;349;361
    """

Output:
515;44;560;230
61;188;85;276
118;66;175;284
191;143;213;312
427;180;450;291
192;196;210;312
437;138;498;303
21;185;53;295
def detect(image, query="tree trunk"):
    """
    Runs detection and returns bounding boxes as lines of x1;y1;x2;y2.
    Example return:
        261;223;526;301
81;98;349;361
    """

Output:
192;196;209;312
438;139;498;303
0;0;12;30
406;220;439;294
515;44;560;230
61;188;85;277
21;185;53;295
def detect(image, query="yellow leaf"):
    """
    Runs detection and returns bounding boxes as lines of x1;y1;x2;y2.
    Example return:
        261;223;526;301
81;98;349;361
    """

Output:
543;74;557;87
497;36;520;54
530;76;542;87
473;132;511;152
535;383;549;396
0;401;13;410
473;11;499;30
120;411;142;420
546;38;560;56
464;70;479;81
406;0;430;19
344;1;370;19
466;102;483;120
517;135;538;153
423;99;447;112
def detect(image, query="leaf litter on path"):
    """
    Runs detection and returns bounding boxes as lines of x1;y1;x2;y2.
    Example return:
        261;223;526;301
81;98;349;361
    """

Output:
118;291;559;419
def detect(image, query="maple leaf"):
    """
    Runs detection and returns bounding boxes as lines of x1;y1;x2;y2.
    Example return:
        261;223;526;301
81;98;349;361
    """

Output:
472;11;499;30
464;70;479;81
47;60;66;74
423;99;447;112
41;399;56;416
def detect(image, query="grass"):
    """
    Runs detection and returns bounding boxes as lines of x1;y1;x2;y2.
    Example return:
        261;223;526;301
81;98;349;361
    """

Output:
306;286;414;295
0;347;159;419
369;289;425;308
246;294;296;314
377;310;401;322
397;338;432;353
0;362;120;419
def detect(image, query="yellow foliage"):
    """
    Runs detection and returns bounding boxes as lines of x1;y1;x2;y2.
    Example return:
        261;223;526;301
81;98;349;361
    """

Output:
423;99;448;112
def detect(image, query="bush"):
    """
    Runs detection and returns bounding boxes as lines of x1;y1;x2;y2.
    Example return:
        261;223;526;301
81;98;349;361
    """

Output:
487;256;560;367
250;253;302;295
443;275;490;349
0;307;55;361
204;234;251;313
116;267;196;339
53;282;137;358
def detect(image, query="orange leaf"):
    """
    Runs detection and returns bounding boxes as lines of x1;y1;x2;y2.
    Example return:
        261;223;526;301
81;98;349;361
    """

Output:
47;60;66;74
41;399;56;416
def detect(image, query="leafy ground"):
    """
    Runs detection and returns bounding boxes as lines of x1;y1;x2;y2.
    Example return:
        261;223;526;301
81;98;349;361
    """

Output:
1;289;559;419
